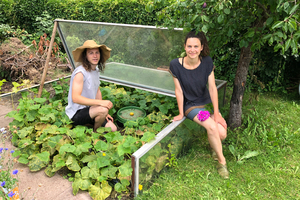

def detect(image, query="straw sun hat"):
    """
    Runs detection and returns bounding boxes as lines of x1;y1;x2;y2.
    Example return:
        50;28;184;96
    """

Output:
72;40;111;63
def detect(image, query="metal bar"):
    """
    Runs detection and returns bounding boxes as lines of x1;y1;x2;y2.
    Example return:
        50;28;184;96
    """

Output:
56;22;76;70
0;75;71;98
54;19;183;31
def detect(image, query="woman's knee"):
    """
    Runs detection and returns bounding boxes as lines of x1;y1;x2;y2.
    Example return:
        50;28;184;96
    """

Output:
206;122;218;136
218;123;227;140
91;106;108;118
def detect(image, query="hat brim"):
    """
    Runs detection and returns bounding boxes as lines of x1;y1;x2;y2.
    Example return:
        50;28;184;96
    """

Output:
72;43;111;63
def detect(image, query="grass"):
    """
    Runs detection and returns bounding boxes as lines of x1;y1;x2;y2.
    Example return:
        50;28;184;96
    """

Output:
135;90;300;200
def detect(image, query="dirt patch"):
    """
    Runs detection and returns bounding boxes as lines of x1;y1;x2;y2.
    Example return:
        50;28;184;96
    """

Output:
0;37;72;94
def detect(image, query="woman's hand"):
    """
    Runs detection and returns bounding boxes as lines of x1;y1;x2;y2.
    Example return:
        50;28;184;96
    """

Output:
214;112;227;129
100;100;113;110
106;114;114;122
172;114;184;122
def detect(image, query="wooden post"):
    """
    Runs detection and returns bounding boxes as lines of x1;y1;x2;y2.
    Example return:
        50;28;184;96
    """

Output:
38;21;58;97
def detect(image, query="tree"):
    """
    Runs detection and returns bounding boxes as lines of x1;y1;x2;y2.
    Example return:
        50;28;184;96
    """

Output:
146;0;300;128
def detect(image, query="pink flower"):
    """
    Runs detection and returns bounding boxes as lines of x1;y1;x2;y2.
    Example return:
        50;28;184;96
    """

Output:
197;110;210;121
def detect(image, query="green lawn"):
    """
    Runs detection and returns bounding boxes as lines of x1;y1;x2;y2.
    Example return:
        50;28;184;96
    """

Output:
136;90;300;200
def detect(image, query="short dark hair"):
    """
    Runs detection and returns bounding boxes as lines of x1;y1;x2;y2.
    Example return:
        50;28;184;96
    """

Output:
81;48;106;72
184;30;210;57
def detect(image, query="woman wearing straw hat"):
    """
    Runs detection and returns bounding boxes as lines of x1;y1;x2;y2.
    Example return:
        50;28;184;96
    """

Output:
65;40;117;132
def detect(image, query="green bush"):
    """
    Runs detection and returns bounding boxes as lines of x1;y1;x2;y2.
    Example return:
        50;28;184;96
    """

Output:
13;0;47;33
0;0;15;24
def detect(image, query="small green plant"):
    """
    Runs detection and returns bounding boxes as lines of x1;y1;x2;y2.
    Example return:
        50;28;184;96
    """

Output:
0;79;6;93
165;143;178;168
0;127;19;200
228;145;260;164
10;79;32;110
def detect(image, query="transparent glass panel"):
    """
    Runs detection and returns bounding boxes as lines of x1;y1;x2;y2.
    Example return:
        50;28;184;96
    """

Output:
56;20;227;97
57;20;185;69
138;119;203;191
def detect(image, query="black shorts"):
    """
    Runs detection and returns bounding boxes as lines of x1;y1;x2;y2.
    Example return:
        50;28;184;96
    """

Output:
71;107;108;127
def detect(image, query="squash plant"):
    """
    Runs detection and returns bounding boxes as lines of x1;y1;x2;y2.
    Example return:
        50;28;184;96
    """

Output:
6;81;177;199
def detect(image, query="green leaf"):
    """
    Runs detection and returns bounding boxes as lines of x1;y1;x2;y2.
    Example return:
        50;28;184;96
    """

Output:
48;135;63;149
34;98;47;104
95;140;108;151
81;155;98;163
17;126;34;138
285;38;291;51
101;165;118;178
202;15;209;22
28;154;48;171
59;143;76;154
272;21;284;29
266;17;273;26
217;14;224;23
117;143;131;157
246;30;255;38
45;165;56;177
97;156;110;168
288;19;297;31
227;28;233;37
190;15;198;23
36;151;50;162
283;2;289;10
18;139;34;148
239;150;260;161
26;110;38;122
118;160;132;177
88;181;112;200
275;31;283;38
18;155;29;164
74;142;92;156
289;4;299;14
115;179;130;193
274;43;283;52
224;8;230;14
65;155;81;172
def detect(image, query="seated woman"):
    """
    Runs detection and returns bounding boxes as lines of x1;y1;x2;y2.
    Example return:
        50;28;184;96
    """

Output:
169;30;228;179
65;40;117;132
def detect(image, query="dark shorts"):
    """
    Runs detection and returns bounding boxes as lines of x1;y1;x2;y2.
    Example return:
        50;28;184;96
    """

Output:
186;107;207;120
186;107;218;121
71;107;108;127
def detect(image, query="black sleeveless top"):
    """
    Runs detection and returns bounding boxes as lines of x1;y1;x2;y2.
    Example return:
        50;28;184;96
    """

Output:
169;56;214;112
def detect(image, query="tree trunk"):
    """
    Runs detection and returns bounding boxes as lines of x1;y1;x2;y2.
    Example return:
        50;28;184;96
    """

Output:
228;43;253;128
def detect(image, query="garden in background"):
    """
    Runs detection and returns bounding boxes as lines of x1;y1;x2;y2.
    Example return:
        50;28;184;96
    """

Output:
1;0;299;200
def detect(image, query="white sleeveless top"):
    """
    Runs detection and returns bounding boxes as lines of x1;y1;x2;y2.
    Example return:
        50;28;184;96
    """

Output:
65;65;100;119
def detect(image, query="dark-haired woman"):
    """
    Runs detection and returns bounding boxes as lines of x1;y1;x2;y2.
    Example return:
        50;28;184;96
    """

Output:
65;40;117;132
169;31;229;179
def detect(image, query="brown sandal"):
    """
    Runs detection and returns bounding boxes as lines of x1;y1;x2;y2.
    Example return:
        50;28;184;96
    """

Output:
217;163;229;179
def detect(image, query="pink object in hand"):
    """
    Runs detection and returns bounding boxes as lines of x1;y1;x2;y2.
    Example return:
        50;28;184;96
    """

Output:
197;110;210;121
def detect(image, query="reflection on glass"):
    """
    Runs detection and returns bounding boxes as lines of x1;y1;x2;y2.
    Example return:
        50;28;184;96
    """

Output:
58;21;185;69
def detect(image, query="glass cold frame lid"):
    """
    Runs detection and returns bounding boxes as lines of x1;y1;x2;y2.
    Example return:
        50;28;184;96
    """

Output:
57;20;227;96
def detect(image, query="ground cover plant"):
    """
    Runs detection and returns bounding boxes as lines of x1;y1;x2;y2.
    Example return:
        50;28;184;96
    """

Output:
135;90;300;199
5;80;179;200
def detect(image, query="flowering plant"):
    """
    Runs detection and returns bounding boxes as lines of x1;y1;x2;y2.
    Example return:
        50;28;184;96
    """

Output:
197;110;210;122
0;127;19;200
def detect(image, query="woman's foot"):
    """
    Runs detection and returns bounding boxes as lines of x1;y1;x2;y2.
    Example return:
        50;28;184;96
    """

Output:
211;149;218;161
217;163;229;179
